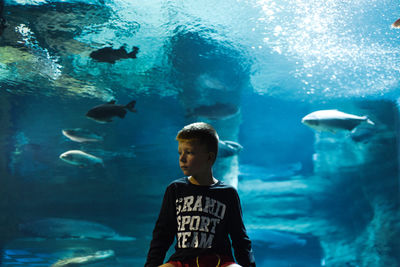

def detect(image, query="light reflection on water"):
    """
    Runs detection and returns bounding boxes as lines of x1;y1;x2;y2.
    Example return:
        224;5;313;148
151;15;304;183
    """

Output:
2;0;399;100
253;0;400;99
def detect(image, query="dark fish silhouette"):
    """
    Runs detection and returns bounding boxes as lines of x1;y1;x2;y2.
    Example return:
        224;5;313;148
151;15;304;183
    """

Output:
86;100;136;123
89;46;139;63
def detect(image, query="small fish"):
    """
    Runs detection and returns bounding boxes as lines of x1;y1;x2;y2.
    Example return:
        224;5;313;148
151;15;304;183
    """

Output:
86;99;136;123
218;140;243;158
301;109;375;133
59;150;103;167
90;46;139;63
51;250;115;267
186;102;240;120
62;128;103;143
392;18;400;28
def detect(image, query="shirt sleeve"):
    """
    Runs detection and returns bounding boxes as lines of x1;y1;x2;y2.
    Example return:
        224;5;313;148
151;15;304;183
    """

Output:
228;188;256;267
145;184;177;267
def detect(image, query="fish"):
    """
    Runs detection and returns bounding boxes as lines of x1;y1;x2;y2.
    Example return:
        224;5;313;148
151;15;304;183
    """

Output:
59;150;103;167
62;128;103;143
86;99;136;123
218;140;243;158
90;46;139;63
19;218;136;241
301;109;375;133
392;18;400;28
51;250;115;267
186;102;240;120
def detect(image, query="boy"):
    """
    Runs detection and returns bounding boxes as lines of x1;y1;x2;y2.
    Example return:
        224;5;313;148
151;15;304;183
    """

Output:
145;122;256;267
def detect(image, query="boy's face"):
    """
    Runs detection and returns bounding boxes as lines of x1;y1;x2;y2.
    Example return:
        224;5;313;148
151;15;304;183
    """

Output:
178;140;214;177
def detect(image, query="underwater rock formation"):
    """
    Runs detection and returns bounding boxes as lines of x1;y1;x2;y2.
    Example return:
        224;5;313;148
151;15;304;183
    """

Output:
0;2;114;99
240;100;400;266
310;100;400;266
168;29;250;188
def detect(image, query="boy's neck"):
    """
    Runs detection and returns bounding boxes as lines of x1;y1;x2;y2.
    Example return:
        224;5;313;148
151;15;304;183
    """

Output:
189;175;218;186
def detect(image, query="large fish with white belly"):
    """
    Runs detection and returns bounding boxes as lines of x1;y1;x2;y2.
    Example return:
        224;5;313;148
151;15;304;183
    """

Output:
59;150;103;167
301;109;375;133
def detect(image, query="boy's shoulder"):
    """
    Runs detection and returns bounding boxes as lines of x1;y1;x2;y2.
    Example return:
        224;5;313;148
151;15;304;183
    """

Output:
168;177;189;186
167;177;237;192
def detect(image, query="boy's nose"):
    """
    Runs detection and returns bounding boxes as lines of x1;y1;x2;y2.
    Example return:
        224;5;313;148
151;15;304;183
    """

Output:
180;154;186;162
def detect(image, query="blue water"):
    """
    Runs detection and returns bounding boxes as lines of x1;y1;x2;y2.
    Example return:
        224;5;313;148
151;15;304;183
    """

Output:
1;0;400;266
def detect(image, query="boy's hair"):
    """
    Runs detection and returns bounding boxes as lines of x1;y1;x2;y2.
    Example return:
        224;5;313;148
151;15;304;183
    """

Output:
176;122;219;157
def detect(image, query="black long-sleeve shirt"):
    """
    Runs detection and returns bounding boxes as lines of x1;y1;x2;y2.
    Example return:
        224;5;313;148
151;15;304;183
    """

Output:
145;177;256;267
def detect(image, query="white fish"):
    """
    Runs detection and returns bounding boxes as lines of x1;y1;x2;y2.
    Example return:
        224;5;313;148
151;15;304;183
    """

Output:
62;128;103;143
59;150;103;167
218;140;243;158
301;109;375;133
51;250;115;267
